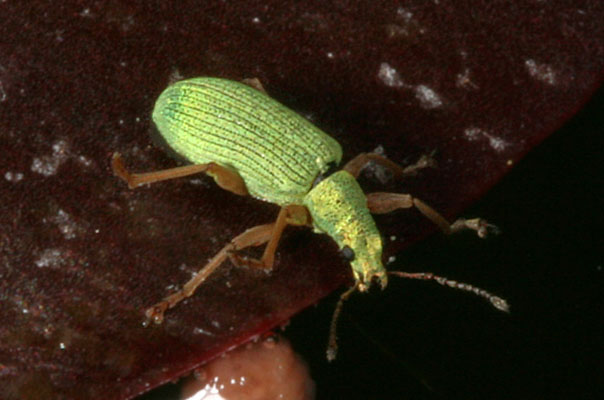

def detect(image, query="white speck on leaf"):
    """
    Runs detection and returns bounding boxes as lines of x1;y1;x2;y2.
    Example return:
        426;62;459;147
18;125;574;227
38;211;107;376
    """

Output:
4;171;24;182
77;155;92;167
31;139;69;176
51;209;81;240
35;248;65;268
378;63;404;88
396;7;413;22
31;157;61;176
464;127;510;152
79;8;93;18
414;85;443;109
525;59;557;85
0;81;6;102
378;64;444;108
456;68;479;89
31;139;93;175
193;327;215;336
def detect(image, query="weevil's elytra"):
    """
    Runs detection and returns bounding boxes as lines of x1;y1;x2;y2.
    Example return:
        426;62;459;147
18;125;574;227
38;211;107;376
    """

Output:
113;77;508;360
153;78;342;205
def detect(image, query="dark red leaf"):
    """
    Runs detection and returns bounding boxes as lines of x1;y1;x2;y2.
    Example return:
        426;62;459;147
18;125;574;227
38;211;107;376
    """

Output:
0;1;602;399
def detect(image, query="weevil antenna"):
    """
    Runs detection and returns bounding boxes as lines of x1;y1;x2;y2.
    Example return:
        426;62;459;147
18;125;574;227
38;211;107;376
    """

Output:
388;271;510;313
326;282;360;362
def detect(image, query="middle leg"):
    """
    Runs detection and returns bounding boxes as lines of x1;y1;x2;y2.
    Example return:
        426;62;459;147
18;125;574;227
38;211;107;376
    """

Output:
144;205;311;324
144;222;275;324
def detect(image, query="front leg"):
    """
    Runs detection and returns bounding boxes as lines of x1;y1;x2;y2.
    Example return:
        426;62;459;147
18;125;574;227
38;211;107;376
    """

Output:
366;192;498;238
144;222;276;324
145;205;311;324
228;205;312;270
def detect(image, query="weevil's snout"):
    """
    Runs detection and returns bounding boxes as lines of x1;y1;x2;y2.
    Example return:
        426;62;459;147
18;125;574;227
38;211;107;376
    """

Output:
354;271;388;292
354;267;388;292
349;234;387;291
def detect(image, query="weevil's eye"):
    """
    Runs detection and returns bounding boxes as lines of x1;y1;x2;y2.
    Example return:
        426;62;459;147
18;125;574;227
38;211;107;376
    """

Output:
340;246;355;262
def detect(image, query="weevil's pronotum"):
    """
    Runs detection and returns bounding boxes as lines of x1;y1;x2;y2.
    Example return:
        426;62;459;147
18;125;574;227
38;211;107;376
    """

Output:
112;77;509;360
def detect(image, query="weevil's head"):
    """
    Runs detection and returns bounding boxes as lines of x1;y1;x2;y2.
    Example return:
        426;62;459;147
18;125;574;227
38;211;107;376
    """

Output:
341;234;387;291
304;170;388;291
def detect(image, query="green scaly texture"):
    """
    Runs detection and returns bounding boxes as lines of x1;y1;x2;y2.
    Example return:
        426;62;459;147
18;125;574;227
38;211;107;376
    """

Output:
152;77;342;205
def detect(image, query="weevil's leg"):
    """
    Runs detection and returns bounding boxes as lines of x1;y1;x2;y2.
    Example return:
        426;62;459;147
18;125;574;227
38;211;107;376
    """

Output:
326;283;360;362
112;152;248;196
144;222;276;325
228;205;311;270
366;192;498;238
228;207;288;271
242;78;267;94
283;204;313;227
388;271;509;312
343;153;435;179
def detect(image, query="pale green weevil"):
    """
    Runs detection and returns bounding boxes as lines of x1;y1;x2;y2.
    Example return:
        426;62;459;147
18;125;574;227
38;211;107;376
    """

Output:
112;77;509;360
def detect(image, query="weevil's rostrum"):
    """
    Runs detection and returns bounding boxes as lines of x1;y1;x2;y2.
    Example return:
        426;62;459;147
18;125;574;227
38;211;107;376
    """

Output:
153;78;342;205
113;76;508;360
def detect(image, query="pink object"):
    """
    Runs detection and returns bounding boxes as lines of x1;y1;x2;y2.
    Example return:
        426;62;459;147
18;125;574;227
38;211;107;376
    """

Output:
181;336;314;400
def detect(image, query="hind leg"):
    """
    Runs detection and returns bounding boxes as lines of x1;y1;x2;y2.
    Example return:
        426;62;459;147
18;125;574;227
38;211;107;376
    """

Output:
112;152;248;196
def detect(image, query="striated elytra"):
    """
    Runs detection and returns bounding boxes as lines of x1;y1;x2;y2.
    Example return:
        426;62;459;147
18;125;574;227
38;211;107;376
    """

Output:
153;78;342;205
113;77;508;360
